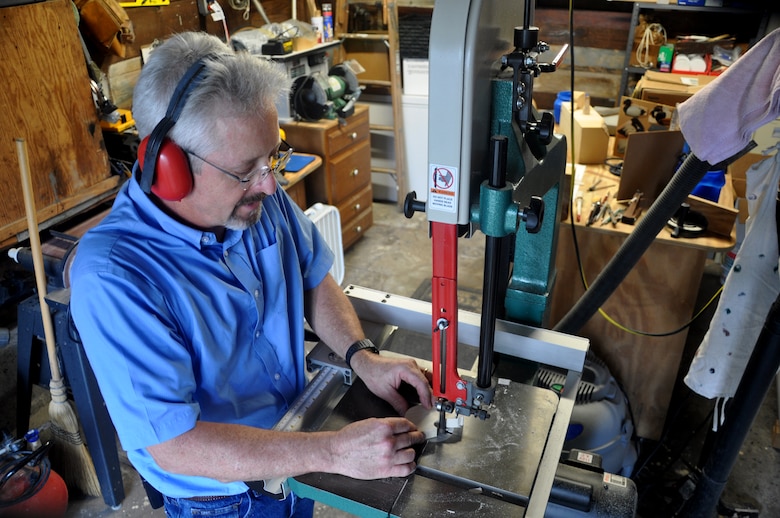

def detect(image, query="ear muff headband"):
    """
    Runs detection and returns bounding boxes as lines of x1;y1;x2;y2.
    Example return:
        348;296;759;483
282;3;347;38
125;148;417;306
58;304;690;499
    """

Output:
139;56;214;198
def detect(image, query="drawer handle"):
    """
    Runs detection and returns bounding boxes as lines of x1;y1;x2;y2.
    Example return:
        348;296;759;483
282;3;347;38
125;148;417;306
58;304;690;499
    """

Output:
351;169;359;177
355;226;363;233
354;203;361;211
350;132;357;140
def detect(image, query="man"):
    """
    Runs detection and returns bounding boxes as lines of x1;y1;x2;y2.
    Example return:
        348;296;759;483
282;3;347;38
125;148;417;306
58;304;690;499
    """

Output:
70;31;433;517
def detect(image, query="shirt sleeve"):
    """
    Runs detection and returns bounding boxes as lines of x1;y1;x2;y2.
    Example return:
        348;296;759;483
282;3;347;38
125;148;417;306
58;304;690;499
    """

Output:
70;266;200;451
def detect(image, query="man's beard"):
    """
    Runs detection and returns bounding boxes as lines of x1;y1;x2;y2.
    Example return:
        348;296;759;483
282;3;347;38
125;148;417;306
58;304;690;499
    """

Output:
225;193;265;230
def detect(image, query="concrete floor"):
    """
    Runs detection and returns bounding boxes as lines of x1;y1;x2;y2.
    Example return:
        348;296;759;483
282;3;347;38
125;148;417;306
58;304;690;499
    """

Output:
2;200;778;517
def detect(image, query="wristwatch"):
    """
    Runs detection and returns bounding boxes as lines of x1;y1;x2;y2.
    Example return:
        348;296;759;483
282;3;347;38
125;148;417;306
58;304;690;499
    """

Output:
344;339;379;369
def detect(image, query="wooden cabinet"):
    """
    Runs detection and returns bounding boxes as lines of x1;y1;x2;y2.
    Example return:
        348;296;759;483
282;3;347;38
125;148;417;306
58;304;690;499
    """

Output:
281;104;373;249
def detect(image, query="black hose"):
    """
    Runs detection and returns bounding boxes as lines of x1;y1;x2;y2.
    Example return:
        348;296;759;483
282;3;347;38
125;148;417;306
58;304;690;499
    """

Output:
553;152;712;335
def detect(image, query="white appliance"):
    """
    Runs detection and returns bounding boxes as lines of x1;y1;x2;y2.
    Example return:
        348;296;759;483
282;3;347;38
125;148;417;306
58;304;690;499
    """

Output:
402;93;429;202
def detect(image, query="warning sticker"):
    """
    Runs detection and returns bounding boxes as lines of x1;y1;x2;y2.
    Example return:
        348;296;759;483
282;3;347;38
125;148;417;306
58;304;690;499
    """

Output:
603;473;628;487
428;164;458;213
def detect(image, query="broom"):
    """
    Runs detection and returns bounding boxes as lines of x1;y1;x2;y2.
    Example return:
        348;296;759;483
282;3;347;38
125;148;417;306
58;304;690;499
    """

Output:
15;138;102;497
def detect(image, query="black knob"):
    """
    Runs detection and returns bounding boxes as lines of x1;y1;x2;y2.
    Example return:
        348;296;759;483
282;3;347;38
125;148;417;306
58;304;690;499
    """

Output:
521;196;545;233
536;111;554;145
404;191;426;219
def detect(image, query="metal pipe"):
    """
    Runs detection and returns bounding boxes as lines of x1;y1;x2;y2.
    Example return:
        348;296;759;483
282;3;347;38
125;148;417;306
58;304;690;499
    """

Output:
478;136;508;388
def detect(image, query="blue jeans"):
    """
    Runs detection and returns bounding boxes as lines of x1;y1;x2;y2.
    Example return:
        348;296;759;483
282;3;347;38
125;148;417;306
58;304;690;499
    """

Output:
163;490;314;517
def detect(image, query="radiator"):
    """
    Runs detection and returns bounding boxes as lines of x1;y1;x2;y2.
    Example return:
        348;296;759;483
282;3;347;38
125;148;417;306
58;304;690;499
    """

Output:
304;203;344;285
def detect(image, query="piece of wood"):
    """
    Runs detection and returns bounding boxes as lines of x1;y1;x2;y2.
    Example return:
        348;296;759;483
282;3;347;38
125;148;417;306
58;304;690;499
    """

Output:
0;177;121;248
617;130;685;202
686;193;739;238
1;0;113;245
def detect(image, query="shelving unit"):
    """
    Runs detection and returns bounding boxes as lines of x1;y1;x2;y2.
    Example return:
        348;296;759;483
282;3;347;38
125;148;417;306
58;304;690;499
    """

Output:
618;2;769;99
334;0;407;206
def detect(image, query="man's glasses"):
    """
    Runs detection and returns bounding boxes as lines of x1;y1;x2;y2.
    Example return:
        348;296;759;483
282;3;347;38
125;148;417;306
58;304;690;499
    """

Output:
186;139;294;190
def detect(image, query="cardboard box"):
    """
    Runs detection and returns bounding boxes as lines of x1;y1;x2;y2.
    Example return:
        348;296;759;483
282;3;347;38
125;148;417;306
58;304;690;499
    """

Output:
559;102;609;164
728;151;773;223
636;70;717;106
614;96;677;157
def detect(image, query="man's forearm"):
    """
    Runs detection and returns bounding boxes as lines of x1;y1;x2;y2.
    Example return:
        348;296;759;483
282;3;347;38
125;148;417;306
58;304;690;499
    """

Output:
148;421;338;483
304;274;366;359
147;417;424;484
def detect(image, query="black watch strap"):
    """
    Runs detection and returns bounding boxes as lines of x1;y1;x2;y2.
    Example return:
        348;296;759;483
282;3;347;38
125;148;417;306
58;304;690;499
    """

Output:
344;339;379;369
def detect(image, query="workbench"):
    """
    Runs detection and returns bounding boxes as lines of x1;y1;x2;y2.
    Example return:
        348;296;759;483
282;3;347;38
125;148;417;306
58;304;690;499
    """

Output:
548;163;736;440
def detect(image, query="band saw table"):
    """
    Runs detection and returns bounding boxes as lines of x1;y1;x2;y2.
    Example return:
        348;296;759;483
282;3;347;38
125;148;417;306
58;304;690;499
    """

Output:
254;286;636;517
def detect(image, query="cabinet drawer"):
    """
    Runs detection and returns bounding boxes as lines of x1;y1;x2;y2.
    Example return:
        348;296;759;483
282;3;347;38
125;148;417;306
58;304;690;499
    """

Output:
326;111;369;156
342;205;373;250
329;139;371;202
338;185;373;228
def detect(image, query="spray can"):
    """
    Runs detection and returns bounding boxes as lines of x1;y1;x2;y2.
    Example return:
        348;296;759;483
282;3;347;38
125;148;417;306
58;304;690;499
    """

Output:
322;3;333;42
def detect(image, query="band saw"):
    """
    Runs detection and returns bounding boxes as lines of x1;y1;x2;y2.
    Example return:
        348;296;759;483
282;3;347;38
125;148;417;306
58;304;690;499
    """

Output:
252;0;640;515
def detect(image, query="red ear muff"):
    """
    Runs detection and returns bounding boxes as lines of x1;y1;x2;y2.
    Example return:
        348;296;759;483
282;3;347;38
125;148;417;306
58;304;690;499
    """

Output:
136;56;216;201
138;136;193;201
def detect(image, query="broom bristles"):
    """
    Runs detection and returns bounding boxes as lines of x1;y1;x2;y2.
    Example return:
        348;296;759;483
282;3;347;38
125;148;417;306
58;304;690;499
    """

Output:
48;380;102;498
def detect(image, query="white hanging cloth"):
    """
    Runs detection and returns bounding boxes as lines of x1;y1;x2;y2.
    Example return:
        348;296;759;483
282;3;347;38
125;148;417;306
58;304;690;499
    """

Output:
685;146;780;402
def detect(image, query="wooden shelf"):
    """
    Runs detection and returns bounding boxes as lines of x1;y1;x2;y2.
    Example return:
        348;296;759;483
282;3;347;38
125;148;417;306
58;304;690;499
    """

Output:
339;33;389;41
618;2;769;98
335;0;407;207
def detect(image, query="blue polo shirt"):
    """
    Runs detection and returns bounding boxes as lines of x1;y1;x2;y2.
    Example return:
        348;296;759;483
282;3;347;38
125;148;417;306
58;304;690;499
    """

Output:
69;174;334;498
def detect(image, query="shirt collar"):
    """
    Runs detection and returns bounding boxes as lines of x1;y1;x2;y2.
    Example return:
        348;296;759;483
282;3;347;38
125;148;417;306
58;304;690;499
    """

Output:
128;165;230;250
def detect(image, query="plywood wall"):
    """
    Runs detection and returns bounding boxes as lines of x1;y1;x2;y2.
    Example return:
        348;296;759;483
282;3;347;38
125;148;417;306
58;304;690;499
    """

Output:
0;0;118;247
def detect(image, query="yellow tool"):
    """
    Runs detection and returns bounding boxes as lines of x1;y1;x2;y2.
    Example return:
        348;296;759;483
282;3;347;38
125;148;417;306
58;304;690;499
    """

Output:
100;108;135;133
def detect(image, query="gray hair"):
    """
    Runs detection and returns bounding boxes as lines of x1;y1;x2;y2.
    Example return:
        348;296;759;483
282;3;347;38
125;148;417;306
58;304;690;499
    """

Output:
132;32;291;158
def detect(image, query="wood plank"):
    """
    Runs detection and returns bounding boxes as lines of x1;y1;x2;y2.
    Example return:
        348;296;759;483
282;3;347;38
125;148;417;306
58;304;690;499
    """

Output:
0;0;112;245
685;193;738;239
0;177;121;248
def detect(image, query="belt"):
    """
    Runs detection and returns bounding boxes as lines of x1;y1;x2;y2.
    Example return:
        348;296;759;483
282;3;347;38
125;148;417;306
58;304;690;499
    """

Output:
188;495;229;502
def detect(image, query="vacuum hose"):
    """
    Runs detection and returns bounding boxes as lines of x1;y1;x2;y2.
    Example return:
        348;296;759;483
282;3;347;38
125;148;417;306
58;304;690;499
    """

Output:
553;152;712;335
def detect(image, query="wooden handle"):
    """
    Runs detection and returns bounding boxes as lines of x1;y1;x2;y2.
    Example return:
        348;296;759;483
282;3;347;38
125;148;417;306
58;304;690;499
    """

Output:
16;138;63;383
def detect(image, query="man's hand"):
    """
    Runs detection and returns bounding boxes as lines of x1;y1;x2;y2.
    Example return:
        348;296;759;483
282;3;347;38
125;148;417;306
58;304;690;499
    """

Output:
349;352;435;415
328;417;425;479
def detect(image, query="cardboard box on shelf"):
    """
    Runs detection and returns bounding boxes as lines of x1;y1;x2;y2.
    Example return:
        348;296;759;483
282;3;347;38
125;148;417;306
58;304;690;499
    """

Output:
558;101;609;164
635;70;717;106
